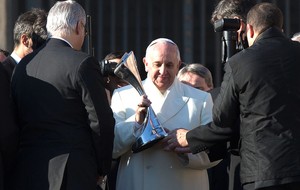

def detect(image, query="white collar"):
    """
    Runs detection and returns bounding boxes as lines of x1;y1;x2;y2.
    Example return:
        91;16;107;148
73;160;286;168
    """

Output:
10;52;21;64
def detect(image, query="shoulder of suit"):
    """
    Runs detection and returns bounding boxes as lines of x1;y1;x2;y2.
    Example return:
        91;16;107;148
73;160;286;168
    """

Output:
1;55;16;66
62;48;96;66
47;39;92;60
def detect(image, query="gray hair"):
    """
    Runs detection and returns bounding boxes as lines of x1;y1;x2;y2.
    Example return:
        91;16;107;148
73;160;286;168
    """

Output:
13;8;48;48
145;38;181;61
177;63;214;88
46;0;86;37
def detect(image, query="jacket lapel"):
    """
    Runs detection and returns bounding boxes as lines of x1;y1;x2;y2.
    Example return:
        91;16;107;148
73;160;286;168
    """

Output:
144;78;189;125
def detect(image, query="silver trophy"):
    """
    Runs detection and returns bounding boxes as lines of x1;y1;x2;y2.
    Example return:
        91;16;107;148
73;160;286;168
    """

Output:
114;51;168;153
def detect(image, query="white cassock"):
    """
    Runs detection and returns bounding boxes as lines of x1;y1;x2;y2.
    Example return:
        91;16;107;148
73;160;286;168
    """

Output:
111;77;218;190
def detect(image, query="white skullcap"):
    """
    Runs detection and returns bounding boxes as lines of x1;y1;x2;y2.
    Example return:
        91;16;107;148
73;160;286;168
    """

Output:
145;38;179;57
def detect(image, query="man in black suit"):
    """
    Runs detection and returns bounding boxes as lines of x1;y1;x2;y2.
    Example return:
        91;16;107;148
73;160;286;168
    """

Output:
0;8;47;190
166;3;300;190
209;1;256;189
11;1;115;189
2;8;47;79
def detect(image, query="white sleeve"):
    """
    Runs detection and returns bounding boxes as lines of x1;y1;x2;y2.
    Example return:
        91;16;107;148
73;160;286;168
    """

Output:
111;90;136;158
177;152;221;170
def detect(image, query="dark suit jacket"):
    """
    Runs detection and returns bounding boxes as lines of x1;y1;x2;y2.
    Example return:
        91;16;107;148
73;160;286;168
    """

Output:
0;63;19;190
11;38;115;190
187;27;300;187
2;56;17;81
208;87;242;190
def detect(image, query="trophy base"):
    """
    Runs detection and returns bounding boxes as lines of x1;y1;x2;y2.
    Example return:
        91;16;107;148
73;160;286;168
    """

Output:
131;136;165;153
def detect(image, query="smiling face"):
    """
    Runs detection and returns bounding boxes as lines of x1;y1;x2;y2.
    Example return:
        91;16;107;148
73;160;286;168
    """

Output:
143;42;181;94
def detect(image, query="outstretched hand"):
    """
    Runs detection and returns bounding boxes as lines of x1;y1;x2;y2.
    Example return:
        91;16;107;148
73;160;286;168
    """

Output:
162;128;191;153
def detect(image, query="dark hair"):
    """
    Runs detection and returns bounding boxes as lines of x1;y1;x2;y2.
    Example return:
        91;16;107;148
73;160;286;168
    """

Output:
211;0;255;24
247;3;283;34
104;51;125;60
13;8;48;50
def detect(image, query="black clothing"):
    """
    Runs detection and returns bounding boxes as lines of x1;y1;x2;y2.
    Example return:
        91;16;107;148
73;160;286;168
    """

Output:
1;56;17;80
11;38;115;189
187;27;300;189
0;63;19;190
208;87;242;190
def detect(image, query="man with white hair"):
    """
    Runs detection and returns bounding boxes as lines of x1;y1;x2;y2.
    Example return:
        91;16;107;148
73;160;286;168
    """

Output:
177;63;214;92
111;38;217;190
11;1;115;189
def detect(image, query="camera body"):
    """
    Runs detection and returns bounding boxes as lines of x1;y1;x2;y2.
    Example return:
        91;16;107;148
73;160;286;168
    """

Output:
214;18;244;63
214;18;240;32
99;60;118;77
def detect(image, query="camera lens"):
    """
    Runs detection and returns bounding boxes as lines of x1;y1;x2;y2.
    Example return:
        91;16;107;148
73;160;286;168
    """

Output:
99;60;118;77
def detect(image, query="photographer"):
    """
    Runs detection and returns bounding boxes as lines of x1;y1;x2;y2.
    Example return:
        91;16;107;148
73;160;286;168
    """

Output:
100;51;129;105
208;1;255;190
166;2;300;190
211;0;255;54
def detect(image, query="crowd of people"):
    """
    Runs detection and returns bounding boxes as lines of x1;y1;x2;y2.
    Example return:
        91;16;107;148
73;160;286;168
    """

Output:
1;0;300;190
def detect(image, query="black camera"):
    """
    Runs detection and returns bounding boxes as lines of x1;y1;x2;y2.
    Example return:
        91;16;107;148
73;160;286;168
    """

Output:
214;18;240;32
99;60;118;77
214;18;245;63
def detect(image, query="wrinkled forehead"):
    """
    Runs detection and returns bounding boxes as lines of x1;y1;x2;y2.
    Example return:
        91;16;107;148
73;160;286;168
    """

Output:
147;43;180;63
146;39;181;61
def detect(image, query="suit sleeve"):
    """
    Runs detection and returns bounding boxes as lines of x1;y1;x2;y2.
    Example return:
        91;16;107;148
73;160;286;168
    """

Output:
187;62;239;154
77;56;115;175
0;64;19;171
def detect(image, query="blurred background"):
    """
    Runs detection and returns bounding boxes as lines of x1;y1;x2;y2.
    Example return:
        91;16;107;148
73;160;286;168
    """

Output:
0;0;299;86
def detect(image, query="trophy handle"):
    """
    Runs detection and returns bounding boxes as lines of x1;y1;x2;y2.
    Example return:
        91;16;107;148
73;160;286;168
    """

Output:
114;53;145;96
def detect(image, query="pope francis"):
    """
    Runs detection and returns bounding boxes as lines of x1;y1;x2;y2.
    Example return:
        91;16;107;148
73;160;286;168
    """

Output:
111;38;218;190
